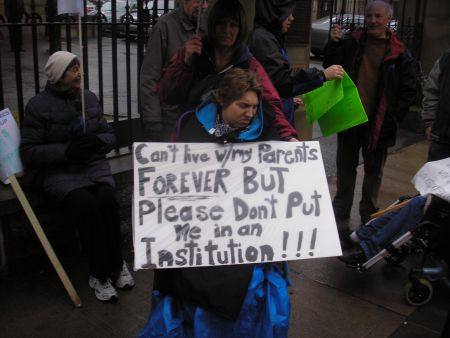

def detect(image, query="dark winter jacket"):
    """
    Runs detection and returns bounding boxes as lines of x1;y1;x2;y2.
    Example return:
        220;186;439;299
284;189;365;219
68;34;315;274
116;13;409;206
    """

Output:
422;49;450;144
157;39;298;140
154;98;280;321
249;0;325;99
323;29;416;149
20;83;116;200
140;7;206;140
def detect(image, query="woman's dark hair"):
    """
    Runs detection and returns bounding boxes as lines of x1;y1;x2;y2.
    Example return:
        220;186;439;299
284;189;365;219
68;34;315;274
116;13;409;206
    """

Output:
212;68;263;108
207;0;248;48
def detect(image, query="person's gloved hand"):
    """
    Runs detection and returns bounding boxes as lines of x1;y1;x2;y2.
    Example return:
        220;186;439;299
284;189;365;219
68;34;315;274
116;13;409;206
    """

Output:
65;134;104;162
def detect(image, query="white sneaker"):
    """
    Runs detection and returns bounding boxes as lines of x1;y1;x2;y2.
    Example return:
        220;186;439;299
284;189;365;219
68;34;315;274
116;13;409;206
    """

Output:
89;276;118;302
115;261;135;289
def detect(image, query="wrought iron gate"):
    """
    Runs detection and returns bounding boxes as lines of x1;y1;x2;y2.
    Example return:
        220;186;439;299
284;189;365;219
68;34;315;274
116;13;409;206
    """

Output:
0;0;173;149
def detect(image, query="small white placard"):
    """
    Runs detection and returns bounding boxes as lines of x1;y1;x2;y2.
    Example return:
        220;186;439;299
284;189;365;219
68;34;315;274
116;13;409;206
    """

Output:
0;108;23;183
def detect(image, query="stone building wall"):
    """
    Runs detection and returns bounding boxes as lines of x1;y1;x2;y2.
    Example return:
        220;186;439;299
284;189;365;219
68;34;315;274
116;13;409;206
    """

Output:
420;0;450;73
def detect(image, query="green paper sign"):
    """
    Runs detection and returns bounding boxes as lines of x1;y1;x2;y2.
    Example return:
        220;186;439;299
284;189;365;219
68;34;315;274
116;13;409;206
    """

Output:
302;73;368;137
303;77;343;124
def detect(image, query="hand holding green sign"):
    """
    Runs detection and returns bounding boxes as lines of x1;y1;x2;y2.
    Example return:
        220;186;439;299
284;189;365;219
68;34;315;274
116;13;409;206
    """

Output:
302;73;368;137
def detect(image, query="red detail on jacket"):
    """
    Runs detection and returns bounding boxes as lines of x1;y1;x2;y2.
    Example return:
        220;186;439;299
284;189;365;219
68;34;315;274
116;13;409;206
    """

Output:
157;47;298;140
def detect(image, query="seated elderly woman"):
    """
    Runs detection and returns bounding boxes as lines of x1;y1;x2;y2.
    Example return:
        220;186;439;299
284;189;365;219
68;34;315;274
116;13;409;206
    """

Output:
139;68;290;338
20;51;134;302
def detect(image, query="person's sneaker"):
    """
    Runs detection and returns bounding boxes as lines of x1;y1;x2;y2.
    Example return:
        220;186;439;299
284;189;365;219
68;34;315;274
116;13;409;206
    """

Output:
89;276;118;302
115;261;135;289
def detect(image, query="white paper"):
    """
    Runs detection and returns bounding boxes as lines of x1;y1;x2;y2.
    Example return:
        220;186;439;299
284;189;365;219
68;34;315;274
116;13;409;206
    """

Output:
0;109;23;183
412;157;450;202
132;141;342;269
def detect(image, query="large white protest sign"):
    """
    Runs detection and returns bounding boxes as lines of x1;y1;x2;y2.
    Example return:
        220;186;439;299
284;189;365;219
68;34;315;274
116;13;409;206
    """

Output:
133;141;341;269
0;108;23;183
412;157;450;202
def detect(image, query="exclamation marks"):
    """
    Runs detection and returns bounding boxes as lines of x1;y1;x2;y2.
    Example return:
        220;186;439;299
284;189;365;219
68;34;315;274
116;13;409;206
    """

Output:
283;228;317;258
296;231;303;257
309;228;317;256
282;231;289;258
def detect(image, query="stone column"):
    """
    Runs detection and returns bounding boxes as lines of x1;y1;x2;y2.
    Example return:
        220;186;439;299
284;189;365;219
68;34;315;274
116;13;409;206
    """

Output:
421;0;450;73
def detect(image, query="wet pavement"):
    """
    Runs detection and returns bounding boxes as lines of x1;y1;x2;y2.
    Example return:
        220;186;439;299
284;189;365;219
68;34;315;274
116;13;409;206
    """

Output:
1;138;449;338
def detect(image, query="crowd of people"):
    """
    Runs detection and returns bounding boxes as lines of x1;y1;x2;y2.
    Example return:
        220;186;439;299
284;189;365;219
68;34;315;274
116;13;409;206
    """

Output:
13;0;449;336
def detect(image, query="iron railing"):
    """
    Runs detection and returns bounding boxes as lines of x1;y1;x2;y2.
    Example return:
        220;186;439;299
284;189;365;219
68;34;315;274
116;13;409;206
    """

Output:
0;0;174;151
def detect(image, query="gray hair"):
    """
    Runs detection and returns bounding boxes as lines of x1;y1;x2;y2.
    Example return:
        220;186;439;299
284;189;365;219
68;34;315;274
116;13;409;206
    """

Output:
366;1;393;18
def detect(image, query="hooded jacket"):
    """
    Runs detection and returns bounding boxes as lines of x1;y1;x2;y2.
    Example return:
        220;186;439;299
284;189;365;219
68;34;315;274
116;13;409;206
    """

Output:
323;29;416;149
176;96;279;143
157;38;298;140
153;97;280;321
140;7;206;140
248;0;326;123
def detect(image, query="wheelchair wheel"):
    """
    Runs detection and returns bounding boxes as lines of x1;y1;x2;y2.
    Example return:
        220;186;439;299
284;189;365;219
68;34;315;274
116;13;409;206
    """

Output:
405;278;433;306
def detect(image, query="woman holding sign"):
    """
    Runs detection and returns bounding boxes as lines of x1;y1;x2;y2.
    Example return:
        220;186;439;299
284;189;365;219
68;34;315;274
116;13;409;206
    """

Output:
20;51;134;302
139;69;290;337
156;0;299;142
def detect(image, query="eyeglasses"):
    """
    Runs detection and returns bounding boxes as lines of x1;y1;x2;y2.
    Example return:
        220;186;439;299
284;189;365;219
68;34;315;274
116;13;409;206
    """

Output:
66;64;81;74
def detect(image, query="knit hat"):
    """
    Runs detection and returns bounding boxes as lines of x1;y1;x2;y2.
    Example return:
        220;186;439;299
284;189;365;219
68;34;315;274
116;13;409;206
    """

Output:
44;51;78;84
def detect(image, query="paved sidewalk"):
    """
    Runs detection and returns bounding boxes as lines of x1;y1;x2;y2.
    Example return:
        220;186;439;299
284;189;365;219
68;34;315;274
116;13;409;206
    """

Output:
0;140;448;338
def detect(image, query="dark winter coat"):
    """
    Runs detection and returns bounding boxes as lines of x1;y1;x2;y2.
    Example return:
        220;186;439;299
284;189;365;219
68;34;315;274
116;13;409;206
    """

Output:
249;0;325;99
323;29;416;149
140;7;206;140
20;84;116;200
154;98;280;321
157;39;298;140
422;49;450;144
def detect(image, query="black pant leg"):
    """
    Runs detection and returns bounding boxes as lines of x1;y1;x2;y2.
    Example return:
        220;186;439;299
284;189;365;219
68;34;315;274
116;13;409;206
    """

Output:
359;145;388;221
63;184;122;279
89;184;123;275
428;141;450;162
333;126;364;218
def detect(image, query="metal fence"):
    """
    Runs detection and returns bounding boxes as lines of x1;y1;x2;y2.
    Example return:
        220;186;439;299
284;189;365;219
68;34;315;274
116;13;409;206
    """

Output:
1;0;426;152
0;0;173;151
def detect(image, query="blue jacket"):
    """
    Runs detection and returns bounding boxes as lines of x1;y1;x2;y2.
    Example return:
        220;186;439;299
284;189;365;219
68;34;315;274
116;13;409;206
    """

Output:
153;97;280;321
